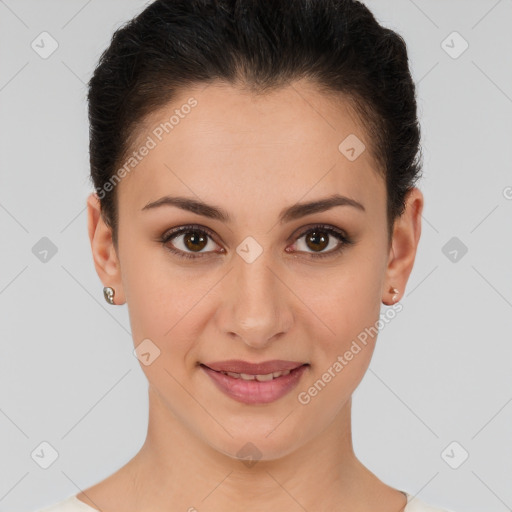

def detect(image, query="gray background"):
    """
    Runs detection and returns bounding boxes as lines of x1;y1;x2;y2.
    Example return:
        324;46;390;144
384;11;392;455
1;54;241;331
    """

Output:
1;1;511;511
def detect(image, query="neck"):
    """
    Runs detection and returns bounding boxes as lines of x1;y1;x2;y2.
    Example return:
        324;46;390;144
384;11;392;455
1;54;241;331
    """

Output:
77;385;407;512
124;387;378;511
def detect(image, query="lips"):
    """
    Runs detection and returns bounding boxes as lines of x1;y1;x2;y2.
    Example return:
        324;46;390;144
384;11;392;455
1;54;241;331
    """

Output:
201;359;307;375
200;362;309;404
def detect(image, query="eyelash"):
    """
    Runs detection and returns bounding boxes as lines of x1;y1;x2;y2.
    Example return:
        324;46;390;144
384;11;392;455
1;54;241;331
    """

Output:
159;223;354;261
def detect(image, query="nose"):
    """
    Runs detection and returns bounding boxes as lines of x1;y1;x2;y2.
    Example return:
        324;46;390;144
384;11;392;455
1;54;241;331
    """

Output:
217;254;293;350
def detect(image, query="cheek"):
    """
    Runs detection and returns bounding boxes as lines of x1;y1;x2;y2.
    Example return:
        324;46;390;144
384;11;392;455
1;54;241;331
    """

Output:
309;253;385;337
123;259;205;399
120;240;200;351
299;283;382;419
301;242;386;383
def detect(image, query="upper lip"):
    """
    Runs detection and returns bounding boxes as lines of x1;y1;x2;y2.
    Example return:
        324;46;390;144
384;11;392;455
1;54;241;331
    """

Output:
202;360;307;375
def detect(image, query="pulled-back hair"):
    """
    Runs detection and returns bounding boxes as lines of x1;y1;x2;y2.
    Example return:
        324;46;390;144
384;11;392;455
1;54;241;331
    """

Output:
88;0;422;249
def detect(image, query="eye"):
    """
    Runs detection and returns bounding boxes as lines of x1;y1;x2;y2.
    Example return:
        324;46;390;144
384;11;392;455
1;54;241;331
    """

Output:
288;224;354;259
160;223;354;260
160;224;222;260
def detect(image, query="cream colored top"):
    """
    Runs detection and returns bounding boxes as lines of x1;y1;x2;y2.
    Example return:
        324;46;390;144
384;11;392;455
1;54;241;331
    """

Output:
35;491;457;511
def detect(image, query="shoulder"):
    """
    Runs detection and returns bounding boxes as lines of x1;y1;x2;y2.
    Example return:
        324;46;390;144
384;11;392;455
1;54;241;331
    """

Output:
33;495;96;512
404;493;458;512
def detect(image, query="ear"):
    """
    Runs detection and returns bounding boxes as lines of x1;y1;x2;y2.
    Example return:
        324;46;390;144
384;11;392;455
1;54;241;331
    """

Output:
382;187;423;305
87;192;126;305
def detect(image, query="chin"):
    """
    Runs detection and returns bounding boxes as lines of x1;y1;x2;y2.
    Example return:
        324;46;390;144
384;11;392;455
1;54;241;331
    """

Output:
199;414;313;465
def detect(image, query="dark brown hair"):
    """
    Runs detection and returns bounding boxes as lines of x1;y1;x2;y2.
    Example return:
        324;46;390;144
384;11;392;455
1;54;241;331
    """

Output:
87;0;422;249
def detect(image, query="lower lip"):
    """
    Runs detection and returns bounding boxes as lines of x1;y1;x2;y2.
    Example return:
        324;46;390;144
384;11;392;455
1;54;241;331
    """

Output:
201;364;309;405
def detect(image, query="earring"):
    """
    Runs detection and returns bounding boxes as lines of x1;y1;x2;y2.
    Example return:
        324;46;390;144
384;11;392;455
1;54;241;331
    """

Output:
390;287;399;303
103;286;115;305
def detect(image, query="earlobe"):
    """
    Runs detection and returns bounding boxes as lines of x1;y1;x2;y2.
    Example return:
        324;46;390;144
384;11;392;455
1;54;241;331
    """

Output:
86;192;126;305
381;187;423;305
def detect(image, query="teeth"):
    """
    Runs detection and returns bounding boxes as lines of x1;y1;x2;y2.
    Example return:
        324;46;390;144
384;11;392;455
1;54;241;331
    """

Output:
220;369;292;381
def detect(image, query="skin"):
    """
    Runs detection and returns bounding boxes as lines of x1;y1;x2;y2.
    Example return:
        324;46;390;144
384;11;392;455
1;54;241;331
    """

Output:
82;79;423;512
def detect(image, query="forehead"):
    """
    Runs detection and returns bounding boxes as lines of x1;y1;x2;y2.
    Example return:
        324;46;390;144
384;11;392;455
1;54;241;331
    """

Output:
117;79;385;218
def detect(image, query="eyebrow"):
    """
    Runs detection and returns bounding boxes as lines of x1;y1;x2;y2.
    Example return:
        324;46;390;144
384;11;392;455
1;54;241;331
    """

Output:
141;193;365;224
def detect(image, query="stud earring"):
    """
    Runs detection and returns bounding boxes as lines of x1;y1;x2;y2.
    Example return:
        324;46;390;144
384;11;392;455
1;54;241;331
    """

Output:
390;287;399;303
103;286;115;305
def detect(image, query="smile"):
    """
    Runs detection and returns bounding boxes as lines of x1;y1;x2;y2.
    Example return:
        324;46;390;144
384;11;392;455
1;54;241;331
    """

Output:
200;363;309;404
216;369;292;381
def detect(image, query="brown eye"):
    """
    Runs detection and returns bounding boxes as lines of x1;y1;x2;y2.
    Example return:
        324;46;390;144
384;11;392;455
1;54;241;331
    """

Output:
182;231;208;252
160;223;353;261
304;229;330;252
161;225;221;260
292;224;353;259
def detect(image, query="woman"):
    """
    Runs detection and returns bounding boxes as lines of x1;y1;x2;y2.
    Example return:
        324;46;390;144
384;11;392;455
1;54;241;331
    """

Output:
37;0;456;510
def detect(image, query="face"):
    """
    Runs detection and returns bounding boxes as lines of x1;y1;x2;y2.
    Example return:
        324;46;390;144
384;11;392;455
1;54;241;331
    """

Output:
88;79;421;461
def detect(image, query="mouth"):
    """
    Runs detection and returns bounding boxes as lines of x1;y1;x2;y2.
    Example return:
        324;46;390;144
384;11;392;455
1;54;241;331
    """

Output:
200;359;308;375
200;362;309;404
200;363;307;381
